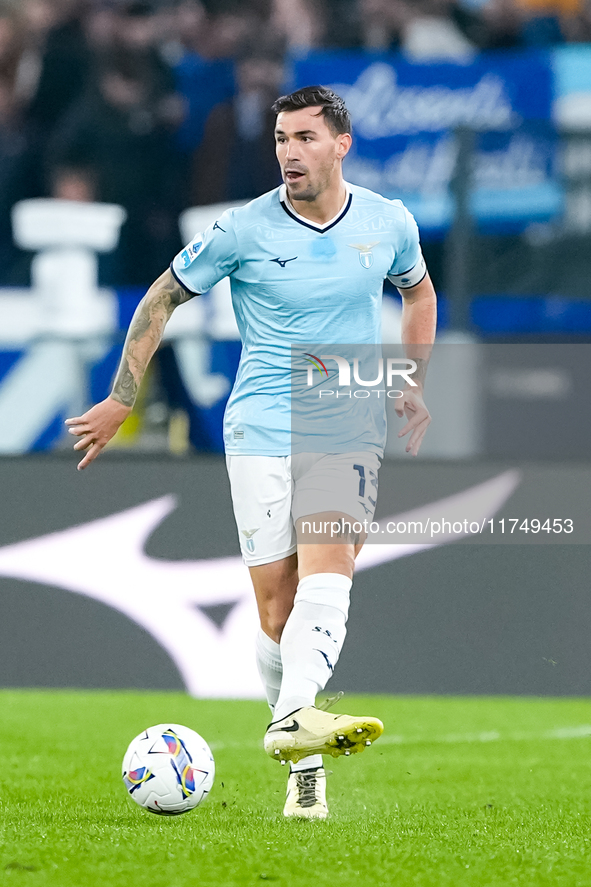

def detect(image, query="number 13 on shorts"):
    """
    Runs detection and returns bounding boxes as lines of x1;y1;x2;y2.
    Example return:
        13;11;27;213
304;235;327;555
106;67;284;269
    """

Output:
353;463;378;516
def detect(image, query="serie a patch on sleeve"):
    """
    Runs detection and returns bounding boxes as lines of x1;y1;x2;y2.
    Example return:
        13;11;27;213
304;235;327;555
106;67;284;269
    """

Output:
179;234;205;269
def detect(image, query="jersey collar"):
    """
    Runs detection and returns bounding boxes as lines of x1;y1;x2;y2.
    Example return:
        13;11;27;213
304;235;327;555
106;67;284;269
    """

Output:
279;183;352;233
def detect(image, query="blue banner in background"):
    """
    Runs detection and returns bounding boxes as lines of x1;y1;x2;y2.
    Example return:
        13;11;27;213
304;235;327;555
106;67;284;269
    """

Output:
290;52;562;236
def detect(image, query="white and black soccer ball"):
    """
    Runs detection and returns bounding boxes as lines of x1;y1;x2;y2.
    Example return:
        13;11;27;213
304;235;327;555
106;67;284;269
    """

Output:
122;723;215;815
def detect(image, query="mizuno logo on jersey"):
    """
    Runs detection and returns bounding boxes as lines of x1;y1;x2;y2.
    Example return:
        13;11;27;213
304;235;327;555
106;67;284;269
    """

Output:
270;256;298;268
348;241;380;269
213;220;226;232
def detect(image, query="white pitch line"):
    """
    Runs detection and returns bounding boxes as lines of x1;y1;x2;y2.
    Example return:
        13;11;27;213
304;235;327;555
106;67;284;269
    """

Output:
208;724;591;752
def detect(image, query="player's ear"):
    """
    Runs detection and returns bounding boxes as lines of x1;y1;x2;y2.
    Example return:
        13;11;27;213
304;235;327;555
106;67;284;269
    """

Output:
336;132;352;160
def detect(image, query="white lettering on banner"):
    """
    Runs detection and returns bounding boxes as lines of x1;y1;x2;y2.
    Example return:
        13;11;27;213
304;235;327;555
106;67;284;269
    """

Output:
474;136;549;189
334;64;517;139
345;134;553;197
0;473;520;697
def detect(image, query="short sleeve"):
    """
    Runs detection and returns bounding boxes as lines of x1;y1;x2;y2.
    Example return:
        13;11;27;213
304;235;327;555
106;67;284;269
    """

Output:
387;205;426;289
171;209;240;295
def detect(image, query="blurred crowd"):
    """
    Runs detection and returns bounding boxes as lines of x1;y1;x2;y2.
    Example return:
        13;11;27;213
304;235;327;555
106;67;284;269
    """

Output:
2;0;591;285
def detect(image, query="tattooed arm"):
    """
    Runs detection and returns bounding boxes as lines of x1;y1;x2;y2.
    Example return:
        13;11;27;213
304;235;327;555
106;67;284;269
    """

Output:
110;268;193;408
65;269;194;470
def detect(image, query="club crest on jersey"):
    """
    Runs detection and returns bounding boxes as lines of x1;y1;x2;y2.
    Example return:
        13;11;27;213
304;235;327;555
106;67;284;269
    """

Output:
349;241;380;269
180;235;205;268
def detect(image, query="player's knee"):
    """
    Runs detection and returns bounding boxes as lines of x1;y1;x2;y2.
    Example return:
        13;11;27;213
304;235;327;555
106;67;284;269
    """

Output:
258;596;293;643
260;612;289;644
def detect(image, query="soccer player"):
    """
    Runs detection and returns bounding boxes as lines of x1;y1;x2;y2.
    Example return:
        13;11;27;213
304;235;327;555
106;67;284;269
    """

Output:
66;85;437;820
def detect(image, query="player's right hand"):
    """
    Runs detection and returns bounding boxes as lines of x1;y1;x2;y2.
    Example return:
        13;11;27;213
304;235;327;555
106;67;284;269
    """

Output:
65;397;132;470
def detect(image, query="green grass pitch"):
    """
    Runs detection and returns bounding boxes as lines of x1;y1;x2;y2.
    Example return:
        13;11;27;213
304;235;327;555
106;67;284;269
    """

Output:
1;691;591;887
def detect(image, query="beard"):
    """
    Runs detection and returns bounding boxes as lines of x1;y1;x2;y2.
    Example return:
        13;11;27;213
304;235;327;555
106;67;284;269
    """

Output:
286;180;317;202
285;159;335;203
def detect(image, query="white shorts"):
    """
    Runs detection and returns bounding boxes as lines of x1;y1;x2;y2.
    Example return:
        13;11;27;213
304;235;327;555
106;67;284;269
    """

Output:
226;452;380;567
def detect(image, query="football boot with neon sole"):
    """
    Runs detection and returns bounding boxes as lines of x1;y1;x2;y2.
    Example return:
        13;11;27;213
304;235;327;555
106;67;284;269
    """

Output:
264;705;384;764
283;767;328;820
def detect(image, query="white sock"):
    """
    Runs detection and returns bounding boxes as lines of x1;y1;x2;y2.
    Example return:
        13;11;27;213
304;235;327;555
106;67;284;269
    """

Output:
255;629;282;714
257;628;322;771
290;754;323;773
273;572;351;724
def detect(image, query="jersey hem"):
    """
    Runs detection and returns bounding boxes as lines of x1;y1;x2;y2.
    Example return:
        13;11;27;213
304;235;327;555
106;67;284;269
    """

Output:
239;546;298;567
169;262;202;296
224;447;292;456
224;446;384;457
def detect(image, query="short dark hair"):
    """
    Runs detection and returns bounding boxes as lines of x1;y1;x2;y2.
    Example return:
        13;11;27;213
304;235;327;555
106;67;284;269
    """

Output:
272;85;351;136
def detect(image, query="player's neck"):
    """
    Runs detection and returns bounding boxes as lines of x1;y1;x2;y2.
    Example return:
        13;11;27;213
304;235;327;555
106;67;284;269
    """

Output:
288;180;348;226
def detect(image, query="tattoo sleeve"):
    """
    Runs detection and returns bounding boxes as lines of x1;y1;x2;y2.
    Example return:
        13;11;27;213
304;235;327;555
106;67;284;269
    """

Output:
410;357;429;388
110;269;194;408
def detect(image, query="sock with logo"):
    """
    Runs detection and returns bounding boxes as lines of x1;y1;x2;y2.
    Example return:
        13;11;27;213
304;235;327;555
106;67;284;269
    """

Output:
257;628;322;771
272;572;351;724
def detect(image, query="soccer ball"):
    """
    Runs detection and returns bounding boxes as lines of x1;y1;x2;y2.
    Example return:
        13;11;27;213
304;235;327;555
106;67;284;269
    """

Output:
122;723;215;815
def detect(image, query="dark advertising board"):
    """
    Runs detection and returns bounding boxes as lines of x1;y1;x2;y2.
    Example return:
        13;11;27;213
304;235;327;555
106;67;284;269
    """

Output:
0;456;589;696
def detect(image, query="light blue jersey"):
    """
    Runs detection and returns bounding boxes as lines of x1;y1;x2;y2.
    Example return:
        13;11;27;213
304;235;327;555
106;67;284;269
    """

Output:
171;183;425;456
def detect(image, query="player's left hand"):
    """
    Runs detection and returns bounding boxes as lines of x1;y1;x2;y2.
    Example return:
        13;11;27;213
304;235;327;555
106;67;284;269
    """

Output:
395;388;431;456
